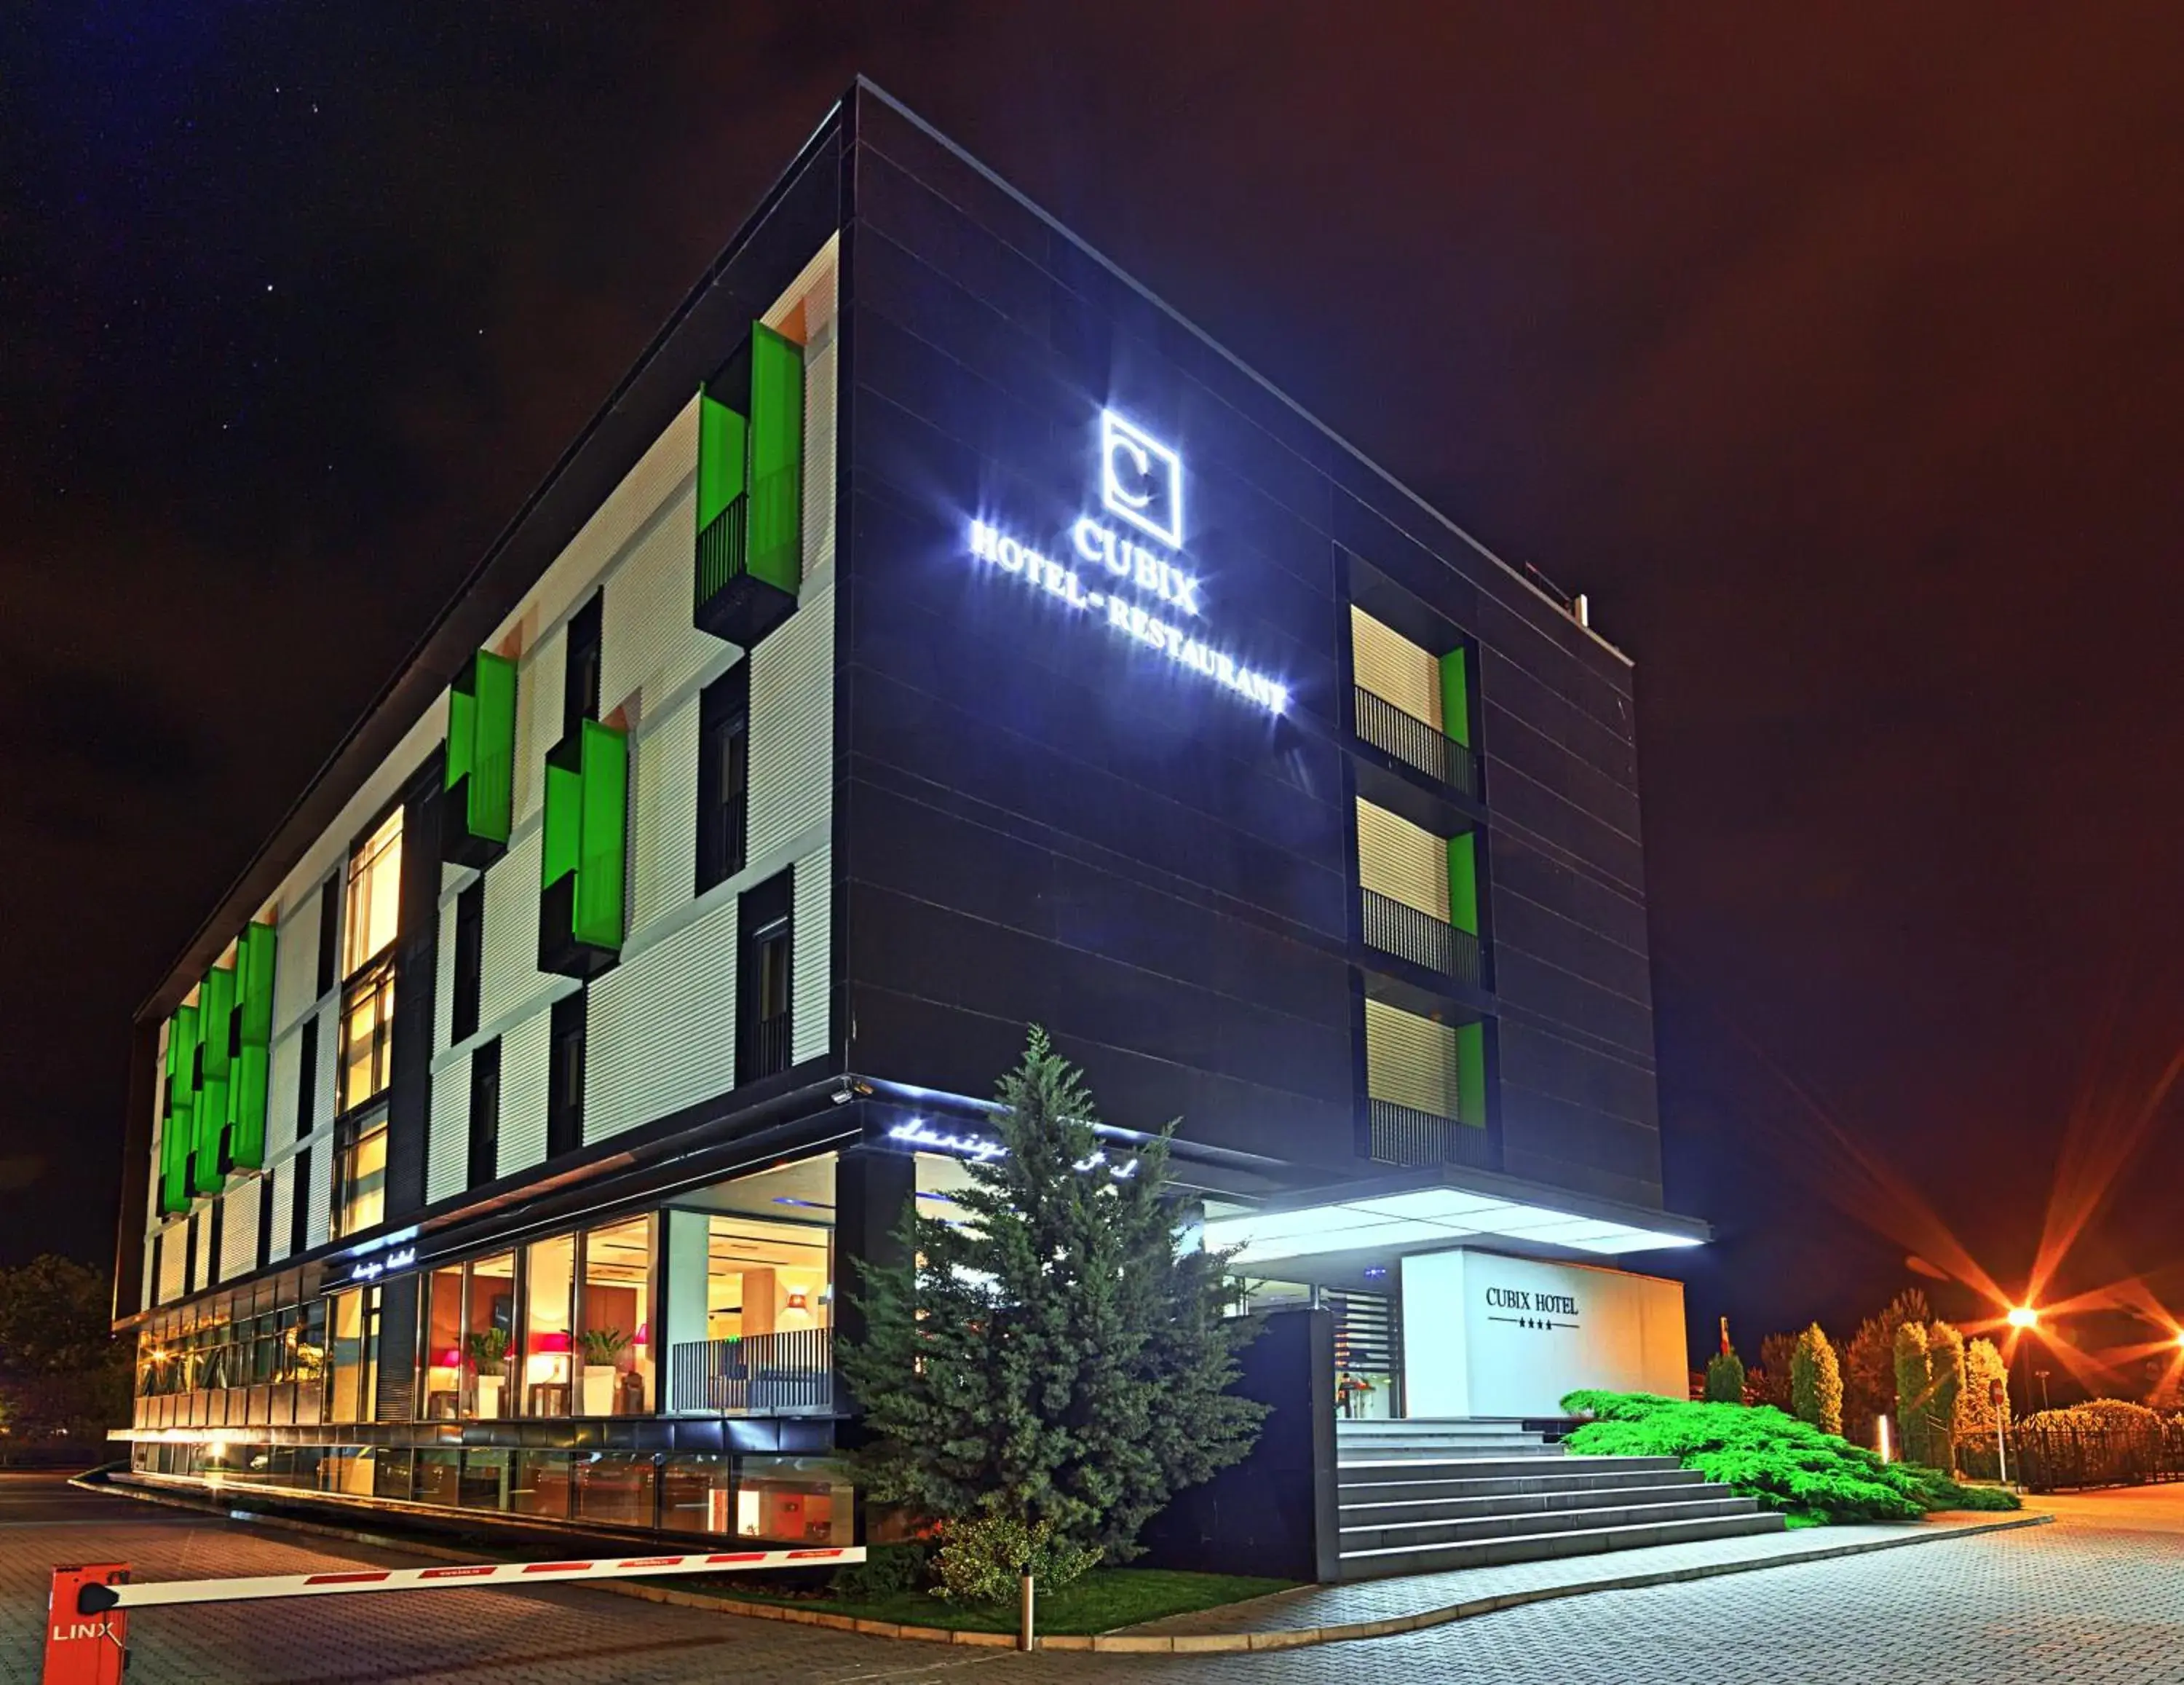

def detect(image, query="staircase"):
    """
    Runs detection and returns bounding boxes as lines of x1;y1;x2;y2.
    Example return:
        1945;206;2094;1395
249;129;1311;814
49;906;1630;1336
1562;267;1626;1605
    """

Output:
1334;1418;1785;1579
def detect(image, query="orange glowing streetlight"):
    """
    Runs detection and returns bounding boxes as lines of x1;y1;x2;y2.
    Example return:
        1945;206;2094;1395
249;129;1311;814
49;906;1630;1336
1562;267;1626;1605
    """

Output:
2006;1305;2039;1331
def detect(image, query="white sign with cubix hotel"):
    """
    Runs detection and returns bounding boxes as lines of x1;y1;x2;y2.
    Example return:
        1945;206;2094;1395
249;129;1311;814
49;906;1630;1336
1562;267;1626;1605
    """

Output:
1400;1249;1687;1418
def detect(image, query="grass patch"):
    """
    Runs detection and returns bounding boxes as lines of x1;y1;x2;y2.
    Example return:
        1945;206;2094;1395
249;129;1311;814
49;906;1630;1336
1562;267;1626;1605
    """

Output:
662;1566;1297;1635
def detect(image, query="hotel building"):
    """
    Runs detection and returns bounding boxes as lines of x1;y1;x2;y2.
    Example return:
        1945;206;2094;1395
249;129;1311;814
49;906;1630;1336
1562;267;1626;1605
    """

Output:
111;83;1705;1552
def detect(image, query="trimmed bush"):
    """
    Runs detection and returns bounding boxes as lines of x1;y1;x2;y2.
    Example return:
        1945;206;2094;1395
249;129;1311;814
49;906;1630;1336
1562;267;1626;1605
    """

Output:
1559;1390;2020;1525
2022;1399;2164;1432
932;1515;1099;1604
1791;1323;1844;1437
1704;1347;1746;1404
1927;1322;1965;1473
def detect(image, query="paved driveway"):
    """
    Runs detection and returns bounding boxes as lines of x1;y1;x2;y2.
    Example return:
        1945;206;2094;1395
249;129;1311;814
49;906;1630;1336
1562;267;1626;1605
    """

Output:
4;1472;2180;1683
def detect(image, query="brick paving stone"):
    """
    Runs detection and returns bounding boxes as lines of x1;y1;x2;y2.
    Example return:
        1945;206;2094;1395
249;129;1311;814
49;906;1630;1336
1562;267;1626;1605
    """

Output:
6;1474;2180;1684
1126;1513;2027;1635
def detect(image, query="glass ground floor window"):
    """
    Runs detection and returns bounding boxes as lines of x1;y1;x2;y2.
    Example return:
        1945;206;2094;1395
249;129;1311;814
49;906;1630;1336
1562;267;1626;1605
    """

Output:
131;1442;850;1544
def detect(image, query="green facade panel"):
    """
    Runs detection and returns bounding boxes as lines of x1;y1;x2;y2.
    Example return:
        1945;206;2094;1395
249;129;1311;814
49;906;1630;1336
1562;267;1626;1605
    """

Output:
227;922;276;1171
1455;1021;1487;1128
1439;647;1471;749
746;323;805;593
697;391;748;534
446;648;518;861
1446;832;1479;936
160;1004;199;1215
192;964;234;1197
540;718;629;974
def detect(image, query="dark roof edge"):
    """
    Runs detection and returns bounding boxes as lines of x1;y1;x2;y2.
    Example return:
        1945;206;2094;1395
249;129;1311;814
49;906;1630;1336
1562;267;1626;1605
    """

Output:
847;77;1630;670
132;95;852;1025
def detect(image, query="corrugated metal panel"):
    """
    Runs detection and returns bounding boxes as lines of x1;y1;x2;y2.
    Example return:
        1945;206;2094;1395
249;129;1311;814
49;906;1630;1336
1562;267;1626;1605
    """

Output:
273;891;321;1036
1356;797;1449;920
312;1005;338;1138
267;1019;302;1159
428;1050;470;1204
585;897;737;1145
793;842;831;1065
747;580;834;866
496;1009;553;1180
192;1211;214;1290
513;627;564;827
156;1220;186;1303
480;828;549;1028
601;480;713;719
1364;998;1458;1118
304;1140;330;1251
434;896;458;1054
1351;607;1441;727
630;696;700;932
800;334;838;583
221;1181;259;1281
266;1156;293;1265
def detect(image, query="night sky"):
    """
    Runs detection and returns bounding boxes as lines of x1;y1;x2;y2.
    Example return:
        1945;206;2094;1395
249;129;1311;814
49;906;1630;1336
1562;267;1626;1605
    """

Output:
9;7;2183;1378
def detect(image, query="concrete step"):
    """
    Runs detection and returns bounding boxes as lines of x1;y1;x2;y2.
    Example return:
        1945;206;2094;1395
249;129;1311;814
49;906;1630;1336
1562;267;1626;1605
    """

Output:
1339;1492;1760;1554
1335;1510;1789;1580
1337;1453;1690;1487
1341;1473;1720;1526
1338;1462;1694;1506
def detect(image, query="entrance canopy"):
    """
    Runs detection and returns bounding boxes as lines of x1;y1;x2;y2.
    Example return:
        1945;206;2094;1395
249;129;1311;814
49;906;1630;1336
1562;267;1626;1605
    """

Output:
1201;1164;1707;1276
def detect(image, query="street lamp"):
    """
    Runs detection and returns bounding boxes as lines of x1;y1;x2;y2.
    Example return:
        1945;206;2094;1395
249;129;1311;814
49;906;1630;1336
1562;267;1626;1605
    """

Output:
2006;1303;2040;1417
2006;1305;2038;1330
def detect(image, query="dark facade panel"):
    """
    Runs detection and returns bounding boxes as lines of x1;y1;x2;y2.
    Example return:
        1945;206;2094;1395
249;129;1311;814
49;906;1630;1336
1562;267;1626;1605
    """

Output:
1478;652;1642;785
1485;714;1646;848
1490;891;1658;1011
1489;833;1653;960
1496;1019;1661;1127
1490;947;1658;1065
1486;771;1649;900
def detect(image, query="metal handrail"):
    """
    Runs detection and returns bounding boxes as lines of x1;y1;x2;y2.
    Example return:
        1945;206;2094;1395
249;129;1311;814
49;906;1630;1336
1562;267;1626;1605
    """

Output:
1353;686;1479;798
668;1329;833;1415
1366;1097;1498;1171
1361;888;1484;987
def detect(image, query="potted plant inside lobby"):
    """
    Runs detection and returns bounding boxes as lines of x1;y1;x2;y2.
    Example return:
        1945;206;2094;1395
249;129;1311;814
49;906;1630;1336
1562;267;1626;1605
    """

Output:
579;1327;628;1416
464;1327;511;1418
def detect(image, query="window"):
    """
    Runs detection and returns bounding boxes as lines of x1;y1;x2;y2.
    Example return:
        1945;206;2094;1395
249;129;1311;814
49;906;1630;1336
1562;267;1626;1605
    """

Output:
451;880;485;1043
256;1172;276;1270
696;662;750;893
333;1114;387;1239
315;877;341;999
338;962;395;1113
463;1254;517;1418
290;1143;311;1256
563;593;603;741
467;1037;502;1188
343;810;404;976
736;871;793;1085
578;1216;653;1415
524;1234;575;1416
327;1286;377;1424
294;1016;319;1140
547;991;587;1158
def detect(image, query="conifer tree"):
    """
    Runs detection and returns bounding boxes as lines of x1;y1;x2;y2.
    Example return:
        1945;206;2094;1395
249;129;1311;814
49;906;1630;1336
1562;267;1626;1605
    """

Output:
839;1027;1265;1575
1893;1319;1933;1464
1926;1321;1966;1475
1790;1322;1844;1436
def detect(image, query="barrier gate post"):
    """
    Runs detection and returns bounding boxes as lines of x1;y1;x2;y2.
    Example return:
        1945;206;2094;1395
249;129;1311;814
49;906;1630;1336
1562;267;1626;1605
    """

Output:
41;1564;128;1685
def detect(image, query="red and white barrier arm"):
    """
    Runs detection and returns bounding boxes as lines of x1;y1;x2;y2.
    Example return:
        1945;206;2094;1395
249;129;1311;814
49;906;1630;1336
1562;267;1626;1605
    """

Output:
74;1545;860;1614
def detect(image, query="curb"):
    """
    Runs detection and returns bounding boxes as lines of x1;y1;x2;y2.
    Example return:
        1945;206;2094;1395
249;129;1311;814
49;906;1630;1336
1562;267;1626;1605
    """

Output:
69;1477;2052;1654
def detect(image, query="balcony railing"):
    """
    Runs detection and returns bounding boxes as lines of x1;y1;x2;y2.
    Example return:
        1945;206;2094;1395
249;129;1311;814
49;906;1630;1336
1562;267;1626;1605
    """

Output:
668;1329;833;1416
1353;685;1480;799
1366;1097;1499;1172
1361;888;1485;989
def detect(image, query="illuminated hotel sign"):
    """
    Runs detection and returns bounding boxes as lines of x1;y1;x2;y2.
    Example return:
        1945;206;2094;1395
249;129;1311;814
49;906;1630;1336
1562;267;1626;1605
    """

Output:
889;1118;1141;1179
968;411;1289;714
348;1246;415;1284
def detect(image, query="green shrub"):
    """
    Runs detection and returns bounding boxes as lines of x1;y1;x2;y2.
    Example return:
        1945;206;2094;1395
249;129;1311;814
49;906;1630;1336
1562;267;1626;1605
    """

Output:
1558;1389;2021;1525
828;1542;931;1599
1790;1324;1843;1437
1704;1348;1746;1404
1927;1322;1965;1474
931;1515;1100;1604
